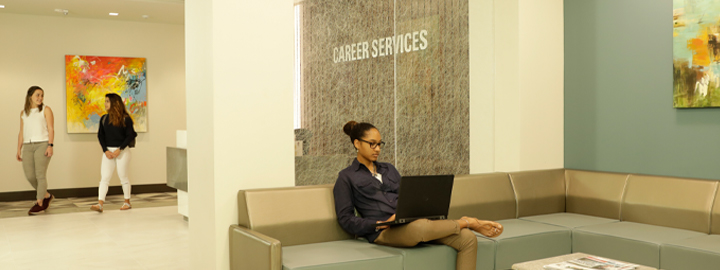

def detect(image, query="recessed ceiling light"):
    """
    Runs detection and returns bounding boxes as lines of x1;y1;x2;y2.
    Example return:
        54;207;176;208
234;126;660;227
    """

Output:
142;15;149;19
109;13;119;16
0;5;5;8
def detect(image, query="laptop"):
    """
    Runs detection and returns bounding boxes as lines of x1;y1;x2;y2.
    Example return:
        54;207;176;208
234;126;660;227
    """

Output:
375;175;454;226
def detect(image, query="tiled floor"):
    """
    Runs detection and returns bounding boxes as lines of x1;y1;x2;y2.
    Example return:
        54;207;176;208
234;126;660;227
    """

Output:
0;192;178;218
0;205;188;270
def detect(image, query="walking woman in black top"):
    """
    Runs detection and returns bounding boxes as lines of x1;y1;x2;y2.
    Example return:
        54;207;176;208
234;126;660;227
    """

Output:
334;121;504;270
91;93;137;212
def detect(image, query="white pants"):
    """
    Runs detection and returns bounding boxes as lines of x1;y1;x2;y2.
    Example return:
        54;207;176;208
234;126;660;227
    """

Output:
99;147;132;201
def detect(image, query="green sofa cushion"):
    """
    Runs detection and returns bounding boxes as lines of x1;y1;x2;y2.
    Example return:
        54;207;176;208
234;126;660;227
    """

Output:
660;235;720;270
473;238;497;270
282;239;403;270
572;221;706;268
520;212;619;229
379;243;456;270
369;234;497;270
478;219;572;270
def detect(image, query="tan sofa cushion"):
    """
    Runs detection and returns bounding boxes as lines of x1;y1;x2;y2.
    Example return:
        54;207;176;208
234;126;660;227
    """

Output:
509;169;566;218
448;172;516;221
566;170;628;219
622;174;718;233
712;185;720;234
237;184;353;246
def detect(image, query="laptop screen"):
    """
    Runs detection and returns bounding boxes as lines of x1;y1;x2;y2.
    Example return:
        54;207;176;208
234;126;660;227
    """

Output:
394;175;454;220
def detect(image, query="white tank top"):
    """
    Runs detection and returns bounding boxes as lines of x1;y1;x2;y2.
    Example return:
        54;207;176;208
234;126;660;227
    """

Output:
21;107;49;143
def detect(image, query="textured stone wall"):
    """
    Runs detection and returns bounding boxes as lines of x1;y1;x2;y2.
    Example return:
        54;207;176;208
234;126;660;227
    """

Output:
296;0;468;186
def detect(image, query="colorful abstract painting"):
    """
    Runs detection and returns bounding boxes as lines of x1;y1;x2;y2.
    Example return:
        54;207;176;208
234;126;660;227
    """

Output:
673;0;720;108
65;55;147;133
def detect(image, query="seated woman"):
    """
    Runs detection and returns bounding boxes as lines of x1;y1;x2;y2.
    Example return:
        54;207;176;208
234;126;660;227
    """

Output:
333;121;504;270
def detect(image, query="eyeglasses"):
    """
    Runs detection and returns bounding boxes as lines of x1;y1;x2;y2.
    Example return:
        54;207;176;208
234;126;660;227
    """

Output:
358;139;386;149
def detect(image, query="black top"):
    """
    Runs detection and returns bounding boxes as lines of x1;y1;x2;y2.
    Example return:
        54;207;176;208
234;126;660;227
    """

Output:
333;158;401;243
98;114;137;153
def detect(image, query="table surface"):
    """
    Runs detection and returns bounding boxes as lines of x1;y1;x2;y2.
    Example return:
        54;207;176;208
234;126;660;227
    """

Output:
511;253;658;270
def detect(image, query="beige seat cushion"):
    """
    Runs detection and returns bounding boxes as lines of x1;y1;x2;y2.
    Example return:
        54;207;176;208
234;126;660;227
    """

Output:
448;172;516;221
622;174;718;233
237;184;352;246
509;169;566;218
566;170;628;219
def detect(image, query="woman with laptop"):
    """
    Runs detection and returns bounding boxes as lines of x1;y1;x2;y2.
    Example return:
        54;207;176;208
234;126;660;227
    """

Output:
334;121;504;270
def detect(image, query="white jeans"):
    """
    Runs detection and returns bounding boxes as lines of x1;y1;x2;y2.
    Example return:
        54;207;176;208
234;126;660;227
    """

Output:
99;147;132;201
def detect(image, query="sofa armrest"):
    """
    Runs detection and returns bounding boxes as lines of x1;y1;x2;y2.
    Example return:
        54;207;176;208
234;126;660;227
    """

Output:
230;225;282;270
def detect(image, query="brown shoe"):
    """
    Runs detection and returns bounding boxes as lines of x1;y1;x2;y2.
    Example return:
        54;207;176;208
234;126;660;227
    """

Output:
28;203;45;215
42;194;54;210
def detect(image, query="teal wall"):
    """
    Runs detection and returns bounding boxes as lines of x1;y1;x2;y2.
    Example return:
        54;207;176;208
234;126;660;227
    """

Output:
565;0;720;180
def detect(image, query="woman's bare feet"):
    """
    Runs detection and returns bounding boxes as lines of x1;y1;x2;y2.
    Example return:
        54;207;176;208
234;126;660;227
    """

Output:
462;216;504;238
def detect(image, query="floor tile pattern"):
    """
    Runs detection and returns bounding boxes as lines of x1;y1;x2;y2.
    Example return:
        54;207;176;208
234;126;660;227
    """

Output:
0;192;177;218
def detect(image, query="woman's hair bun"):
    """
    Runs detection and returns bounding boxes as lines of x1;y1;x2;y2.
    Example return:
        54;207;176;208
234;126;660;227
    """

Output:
343;121;377;146
343;121;358;136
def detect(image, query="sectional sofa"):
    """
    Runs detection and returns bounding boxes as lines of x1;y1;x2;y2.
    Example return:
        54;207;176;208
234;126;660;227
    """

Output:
229;169;720;270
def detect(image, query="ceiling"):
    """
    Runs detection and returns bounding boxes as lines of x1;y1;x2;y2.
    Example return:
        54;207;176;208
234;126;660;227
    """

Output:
0;0;184;25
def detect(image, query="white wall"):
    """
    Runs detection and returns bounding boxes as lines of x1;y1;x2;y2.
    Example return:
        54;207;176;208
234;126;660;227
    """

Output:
469;0;497;173
0;13;186;192
185;0;295;269
517;0;564;170
469;0;564;173
493;0;523;172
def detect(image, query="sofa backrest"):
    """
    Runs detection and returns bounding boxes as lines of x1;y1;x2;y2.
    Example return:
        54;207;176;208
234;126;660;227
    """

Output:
711;184;720;234
509;169;566;218
566;170;628;219
448;172;516;221
622;174;718;233
237;184;353;246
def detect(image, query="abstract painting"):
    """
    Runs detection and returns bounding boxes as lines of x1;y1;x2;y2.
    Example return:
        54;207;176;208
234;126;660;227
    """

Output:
673;0;720;108
65;55;147;133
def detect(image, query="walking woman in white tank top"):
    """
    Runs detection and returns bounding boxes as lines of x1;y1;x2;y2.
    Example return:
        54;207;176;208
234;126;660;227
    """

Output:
91;93;137;213
16;86;55;215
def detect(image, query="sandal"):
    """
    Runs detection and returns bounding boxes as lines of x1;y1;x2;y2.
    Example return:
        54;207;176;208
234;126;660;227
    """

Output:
90;204;103;213
120;202;132;210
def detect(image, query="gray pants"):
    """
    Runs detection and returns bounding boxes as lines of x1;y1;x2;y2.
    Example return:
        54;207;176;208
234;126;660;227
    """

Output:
22;142;51;201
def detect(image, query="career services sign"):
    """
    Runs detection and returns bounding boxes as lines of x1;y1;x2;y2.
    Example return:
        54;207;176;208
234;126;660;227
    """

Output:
333;30;429;63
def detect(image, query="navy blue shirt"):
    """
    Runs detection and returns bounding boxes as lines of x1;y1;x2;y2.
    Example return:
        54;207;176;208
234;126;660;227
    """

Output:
333;159;401;243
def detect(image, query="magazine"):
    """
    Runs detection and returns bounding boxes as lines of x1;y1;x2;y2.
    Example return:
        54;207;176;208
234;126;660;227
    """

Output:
543;255;638;270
